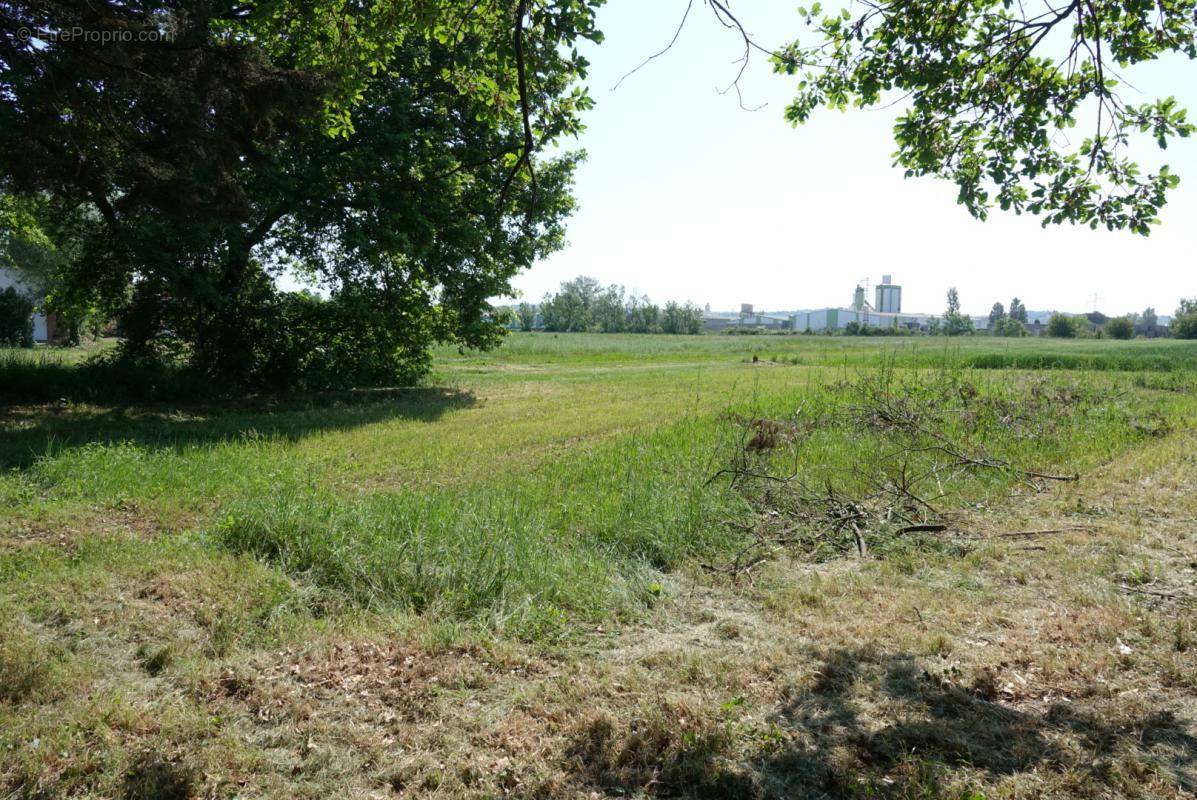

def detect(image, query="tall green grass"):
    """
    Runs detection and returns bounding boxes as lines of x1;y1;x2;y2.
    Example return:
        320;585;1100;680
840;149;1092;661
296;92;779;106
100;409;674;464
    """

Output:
205;368;1180;635
209;413;744;636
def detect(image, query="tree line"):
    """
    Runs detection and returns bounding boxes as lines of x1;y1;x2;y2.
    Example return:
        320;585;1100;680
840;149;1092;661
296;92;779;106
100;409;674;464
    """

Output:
879;288;1196;339
982;293;1196;339
508;277;704;335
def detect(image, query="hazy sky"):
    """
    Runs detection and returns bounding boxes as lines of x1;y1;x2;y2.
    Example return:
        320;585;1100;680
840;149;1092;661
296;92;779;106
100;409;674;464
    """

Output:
509;1;1196;316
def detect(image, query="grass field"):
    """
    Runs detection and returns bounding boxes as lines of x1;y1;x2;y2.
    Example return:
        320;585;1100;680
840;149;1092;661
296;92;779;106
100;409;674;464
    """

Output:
2;333;1196;798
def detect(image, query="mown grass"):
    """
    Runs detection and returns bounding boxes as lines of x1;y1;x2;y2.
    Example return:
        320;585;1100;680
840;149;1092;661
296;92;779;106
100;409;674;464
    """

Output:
2;333;1196;798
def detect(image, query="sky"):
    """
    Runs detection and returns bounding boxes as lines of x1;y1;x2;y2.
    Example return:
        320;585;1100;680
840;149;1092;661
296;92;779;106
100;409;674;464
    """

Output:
507;0;1197;317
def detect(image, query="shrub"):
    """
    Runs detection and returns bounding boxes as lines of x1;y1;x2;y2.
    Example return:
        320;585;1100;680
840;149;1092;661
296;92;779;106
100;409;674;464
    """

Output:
1046;312;1079;338
0;287;434;403
0;286;34;347
992;317;1027;337
1104;316;1134;340
844;320;900;336
114;281;433;394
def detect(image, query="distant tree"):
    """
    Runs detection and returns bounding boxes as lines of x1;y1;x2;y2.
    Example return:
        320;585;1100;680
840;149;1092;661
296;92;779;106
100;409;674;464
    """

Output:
845;320;898;336
941;288;974;336
626;293;661;334
1173;299;1197;339
992;317;1028;337
988;302;1006;327
1046;312;1079;338
1;194;59;294
1009;298;1028;324
0;192;99;343
661;301;703;335
541;276;603;332
533;277;705;335
539;294;579;332
516;303;537;333
591;285;628;333
1104;317;1134;340
1085;311;1108;327
1142;307;1159;328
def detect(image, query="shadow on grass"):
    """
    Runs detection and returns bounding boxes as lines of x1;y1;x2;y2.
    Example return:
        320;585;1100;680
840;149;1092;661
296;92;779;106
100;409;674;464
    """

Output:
122;754;195;800
0;387;476;470
564;646;1197;799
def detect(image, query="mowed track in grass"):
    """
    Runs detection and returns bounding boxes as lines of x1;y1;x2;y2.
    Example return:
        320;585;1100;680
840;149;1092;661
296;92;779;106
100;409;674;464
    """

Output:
2;333;1197;798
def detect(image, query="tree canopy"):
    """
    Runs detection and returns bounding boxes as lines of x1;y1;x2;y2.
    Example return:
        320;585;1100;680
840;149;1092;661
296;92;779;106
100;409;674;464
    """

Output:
536;276;703;334
640;1;1187;233
774;0;1196;234
1009;298;1029;324
0;1;603;388
992;316;1028;337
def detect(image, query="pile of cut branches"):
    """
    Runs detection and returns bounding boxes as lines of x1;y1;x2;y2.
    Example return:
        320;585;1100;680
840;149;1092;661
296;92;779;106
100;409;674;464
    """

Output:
705;372;1097;579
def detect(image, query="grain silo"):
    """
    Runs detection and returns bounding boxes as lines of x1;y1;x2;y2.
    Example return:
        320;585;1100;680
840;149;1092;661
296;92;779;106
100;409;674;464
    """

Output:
875;274;902;314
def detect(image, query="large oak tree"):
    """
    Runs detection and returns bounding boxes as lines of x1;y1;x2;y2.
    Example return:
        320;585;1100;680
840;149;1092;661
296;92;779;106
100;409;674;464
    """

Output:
0;1;602;388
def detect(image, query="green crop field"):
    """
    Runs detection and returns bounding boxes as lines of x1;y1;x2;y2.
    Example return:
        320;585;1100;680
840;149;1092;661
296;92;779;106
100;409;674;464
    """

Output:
2;333;1196;799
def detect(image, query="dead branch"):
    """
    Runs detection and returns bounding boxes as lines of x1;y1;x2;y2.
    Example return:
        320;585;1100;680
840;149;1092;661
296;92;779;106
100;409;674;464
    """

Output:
984;526;1095;539
613;0;696;91
1119;584;1195;602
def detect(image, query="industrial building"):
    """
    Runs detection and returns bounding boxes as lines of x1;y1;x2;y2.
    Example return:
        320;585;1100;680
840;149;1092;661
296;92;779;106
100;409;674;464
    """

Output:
874;274;901;313
850;274;902;315
788;307;932;332
702;274;986;334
